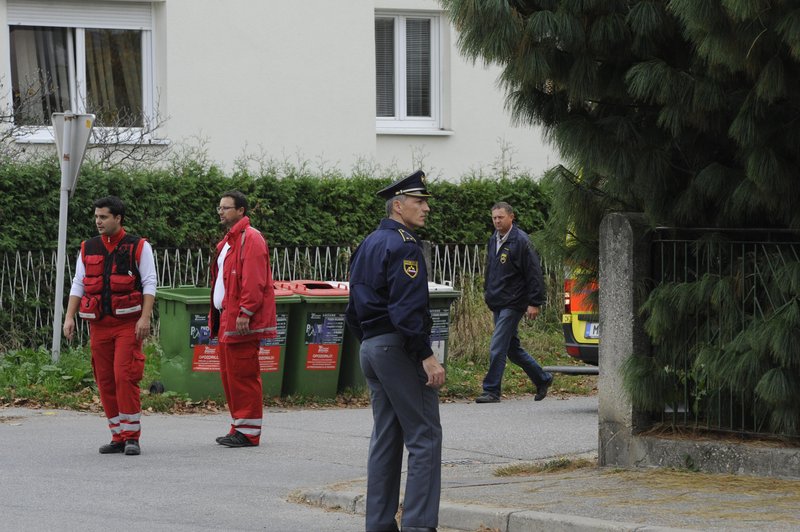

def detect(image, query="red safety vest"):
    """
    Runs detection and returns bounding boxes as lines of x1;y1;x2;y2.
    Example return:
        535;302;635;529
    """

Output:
78;234;144;322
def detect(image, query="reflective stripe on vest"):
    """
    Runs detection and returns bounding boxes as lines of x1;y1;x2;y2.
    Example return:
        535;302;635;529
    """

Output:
115;304;142;315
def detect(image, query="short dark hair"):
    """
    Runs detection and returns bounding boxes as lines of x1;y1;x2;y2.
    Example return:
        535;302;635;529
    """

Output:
94;196;126;223
491;201;514;215
221;190;248;214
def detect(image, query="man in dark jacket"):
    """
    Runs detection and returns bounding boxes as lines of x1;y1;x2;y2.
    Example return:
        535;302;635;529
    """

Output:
476;201;553;403
345;170;445;532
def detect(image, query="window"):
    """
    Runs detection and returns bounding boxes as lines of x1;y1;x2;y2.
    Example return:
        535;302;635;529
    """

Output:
7;0;154;139
375;13;441;132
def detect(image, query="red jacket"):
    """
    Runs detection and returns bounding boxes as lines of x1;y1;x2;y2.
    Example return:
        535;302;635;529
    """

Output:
209;216;277;344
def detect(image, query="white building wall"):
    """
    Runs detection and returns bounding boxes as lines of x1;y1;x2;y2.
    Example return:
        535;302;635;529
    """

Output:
373;0;558;180
0;0;10;120
158;0;377;171
0;0;561;180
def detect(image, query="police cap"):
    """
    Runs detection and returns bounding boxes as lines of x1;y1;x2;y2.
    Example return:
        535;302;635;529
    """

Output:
376;170;431;199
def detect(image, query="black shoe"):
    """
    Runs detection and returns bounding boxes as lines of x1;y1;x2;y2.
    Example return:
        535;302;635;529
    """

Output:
217;431;257;447
99;441;125;454
402;527;437;532
215;434;230;444
124;439;140;455
535;377;553;401
475;392;500;403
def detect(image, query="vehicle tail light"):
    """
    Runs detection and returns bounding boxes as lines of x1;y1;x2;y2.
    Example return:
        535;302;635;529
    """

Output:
566;345;580;357
564;279;573;314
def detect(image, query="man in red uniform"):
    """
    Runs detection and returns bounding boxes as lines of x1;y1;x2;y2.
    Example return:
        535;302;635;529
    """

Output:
210;190;277;447
63;196;156;456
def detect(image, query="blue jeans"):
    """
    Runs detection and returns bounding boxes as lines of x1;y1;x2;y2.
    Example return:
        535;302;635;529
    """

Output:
482;307;552;397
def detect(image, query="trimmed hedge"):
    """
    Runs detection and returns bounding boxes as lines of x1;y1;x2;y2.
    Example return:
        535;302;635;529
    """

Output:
0;159;549;251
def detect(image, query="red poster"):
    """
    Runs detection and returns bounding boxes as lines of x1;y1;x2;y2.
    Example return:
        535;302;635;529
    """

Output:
258;345;281;373
192;344;220;372
305;344;339;370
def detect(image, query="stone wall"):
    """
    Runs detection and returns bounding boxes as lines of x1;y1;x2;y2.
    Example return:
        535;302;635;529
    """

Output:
597;213;800;479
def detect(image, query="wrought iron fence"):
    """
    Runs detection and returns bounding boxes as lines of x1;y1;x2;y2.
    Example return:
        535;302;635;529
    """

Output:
650;228;800;437
0;243;489;350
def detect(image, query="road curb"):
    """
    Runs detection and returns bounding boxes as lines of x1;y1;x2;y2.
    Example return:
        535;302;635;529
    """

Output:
292;488;697;532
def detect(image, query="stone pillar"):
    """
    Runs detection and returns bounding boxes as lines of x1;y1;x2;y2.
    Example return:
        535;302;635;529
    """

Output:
598;213;651;467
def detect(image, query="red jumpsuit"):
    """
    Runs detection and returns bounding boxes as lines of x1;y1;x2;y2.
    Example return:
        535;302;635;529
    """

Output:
78;230;152;443
209;216;277;445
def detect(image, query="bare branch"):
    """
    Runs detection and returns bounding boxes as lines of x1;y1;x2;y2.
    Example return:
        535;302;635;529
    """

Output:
85;95;171;171
1;73;171;170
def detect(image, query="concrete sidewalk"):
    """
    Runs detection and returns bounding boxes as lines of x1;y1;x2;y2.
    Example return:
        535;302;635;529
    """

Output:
297;453;800;531
292;396;800;532
2;396;799;531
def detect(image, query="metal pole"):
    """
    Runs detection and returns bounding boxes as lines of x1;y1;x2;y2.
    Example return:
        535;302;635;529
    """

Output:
51;114;74;362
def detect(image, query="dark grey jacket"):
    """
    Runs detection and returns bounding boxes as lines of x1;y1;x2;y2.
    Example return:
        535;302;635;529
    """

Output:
484;225;545;312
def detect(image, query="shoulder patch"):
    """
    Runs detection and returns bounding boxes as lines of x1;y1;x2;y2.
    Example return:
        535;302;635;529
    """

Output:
403;259;419;278
397;228;417;243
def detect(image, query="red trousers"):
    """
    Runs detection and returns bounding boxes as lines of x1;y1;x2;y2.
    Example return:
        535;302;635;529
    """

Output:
89;318;145;442
218;339;263;444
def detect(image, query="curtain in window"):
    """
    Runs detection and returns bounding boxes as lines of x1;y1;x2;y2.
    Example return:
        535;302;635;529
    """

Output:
9;26;70;126
375;18;395;118
85;29;143;127
406;18;431;118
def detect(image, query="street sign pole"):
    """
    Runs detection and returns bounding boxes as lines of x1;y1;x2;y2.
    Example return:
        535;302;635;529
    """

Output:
51;112;95;362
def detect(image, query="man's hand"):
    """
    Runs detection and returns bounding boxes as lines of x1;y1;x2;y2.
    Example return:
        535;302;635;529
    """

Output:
525;305;540;320
135;316;151;341
236;316;251;335
422;355;446;388
63;316;75;341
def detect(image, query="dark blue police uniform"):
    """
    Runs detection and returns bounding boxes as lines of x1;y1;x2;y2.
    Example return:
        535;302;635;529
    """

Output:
345;171;441;532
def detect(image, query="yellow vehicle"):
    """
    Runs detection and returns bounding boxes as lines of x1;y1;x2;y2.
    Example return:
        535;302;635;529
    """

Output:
561;277;599;365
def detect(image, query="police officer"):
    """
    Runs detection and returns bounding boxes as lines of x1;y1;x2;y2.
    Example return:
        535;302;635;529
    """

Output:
345;170;445;532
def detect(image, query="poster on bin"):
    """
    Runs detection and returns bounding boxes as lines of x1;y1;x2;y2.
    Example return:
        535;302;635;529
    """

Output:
257;314;288;372
192;341;220;371
190;313;288;372
190;313;211;347
430;308;450;363
304;312;345;370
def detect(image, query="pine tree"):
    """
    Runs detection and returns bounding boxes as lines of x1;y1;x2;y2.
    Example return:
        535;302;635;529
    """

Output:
441;0;800;435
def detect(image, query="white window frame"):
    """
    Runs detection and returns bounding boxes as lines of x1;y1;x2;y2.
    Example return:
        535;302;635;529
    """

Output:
6;0;156;144
376;12;443;134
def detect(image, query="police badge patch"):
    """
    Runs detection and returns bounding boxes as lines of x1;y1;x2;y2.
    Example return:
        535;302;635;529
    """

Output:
500;253;508;264
403;259;419;278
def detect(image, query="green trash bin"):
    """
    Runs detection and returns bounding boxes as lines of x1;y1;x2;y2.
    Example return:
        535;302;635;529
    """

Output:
338;319;365;393
157;286;225;401
282;280;348;398
427;282;461;366
156;285;299;400
260;286;301;397
336;282;462;393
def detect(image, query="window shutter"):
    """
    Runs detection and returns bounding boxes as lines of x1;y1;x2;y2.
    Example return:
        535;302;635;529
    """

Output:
8;0;152;30
375;18;395;118
405;18;431;118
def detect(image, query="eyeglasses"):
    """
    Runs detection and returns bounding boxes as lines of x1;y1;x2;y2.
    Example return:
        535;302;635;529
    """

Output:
216;206;236;213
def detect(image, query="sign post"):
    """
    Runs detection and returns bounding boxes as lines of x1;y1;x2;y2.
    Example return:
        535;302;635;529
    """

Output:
51;112;95;362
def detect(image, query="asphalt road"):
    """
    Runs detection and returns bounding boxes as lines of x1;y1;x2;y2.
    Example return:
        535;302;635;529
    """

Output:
0;395;598;531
